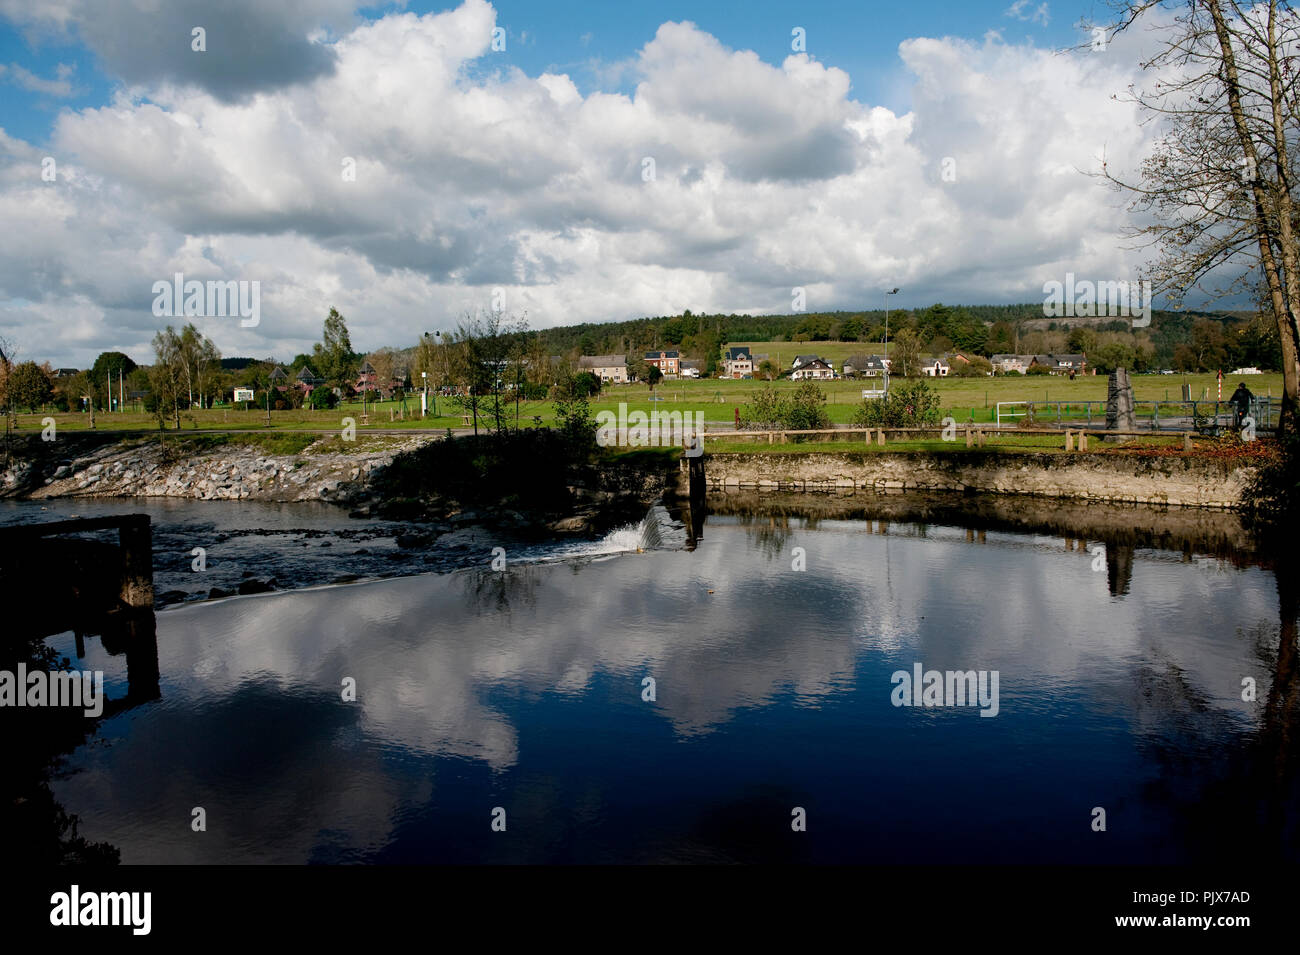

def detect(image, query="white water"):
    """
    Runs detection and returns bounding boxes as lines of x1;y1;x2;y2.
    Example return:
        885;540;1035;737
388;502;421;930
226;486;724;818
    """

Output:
525;504;686;562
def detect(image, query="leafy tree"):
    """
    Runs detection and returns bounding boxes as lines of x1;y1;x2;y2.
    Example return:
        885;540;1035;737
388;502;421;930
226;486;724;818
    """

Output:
1098;0;1300;431
551;374;597;456
89;351;137;408
1066;327;1099;355
150;326;185;428
757;358;779;381
738;385;785;430
954;355;994;377
985;321;1016;355
312;308;359;393
8;361;52;411
569;371;601;397
1092;342;1139;375
891;328;923;377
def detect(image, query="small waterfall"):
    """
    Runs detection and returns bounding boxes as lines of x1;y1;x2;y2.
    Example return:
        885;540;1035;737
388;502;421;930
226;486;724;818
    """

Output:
531;504;685;562
590;504;685;554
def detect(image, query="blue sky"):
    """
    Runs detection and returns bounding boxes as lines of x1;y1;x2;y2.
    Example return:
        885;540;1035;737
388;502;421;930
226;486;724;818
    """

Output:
0;1;1083;146
0;0;1176;366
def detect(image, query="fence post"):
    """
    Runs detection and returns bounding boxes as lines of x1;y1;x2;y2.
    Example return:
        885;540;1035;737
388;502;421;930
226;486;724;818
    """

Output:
1065;429;1074;452
1183;432;1192;452
877;428;885;446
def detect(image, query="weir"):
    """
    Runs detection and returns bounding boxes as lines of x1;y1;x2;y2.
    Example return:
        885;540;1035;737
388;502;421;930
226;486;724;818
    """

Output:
0;514;154;643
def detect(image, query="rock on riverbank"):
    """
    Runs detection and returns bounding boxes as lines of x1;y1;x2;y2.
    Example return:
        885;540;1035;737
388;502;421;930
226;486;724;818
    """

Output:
3;434;435;504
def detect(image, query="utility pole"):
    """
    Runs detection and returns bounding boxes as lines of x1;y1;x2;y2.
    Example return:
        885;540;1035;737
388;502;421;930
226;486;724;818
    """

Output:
884;287;899;391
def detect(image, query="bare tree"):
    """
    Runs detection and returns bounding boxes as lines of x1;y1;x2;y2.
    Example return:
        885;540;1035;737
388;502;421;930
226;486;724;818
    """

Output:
1096;0;1300;430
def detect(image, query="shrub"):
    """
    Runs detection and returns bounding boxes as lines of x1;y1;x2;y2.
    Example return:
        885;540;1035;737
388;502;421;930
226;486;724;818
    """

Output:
738;383;829;436
307;387;338;410
851;379;943;428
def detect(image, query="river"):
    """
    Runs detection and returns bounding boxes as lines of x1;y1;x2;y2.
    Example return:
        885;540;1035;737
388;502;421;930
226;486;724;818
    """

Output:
5;494;1296;863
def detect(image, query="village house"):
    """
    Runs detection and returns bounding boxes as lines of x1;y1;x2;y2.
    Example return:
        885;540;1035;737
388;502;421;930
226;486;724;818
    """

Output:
355;360;408;398
295;365;325;393
992;353;1088;376
644;350;680;377
843;355;891;378
723;346;753;379
1048;353;1088;375
920;356;951;377
679;359;703;378
578;354;628;384
790;357;835;380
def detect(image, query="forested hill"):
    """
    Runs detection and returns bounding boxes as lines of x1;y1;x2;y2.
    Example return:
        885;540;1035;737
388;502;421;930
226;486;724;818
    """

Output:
526;303;1271;371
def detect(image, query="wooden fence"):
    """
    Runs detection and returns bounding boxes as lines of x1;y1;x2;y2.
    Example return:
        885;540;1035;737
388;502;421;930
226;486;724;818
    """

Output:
696;426;1203;452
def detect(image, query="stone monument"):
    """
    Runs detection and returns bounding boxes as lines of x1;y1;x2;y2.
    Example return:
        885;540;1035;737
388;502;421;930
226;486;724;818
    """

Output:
1106;368;1137;433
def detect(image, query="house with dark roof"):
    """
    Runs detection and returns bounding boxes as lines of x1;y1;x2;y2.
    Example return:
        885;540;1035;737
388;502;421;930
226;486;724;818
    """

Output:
295;365;325;393
843;355;890;378
920;356;951;377
269;365;291;390
723;346;753;379
790;357;835;380
790;354;824;370
644;350;680;376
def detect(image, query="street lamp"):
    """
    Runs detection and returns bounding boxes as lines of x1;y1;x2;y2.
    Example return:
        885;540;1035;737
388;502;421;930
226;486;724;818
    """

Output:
884;287;899;391
422;371;428;419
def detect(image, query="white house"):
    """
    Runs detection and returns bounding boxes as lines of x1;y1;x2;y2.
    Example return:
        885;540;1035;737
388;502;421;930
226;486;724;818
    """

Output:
723;346;753;378
790;357;835;380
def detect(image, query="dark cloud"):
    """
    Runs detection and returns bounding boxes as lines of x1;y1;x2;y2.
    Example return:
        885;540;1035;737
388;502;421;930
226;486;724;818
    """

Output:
31;0;353;100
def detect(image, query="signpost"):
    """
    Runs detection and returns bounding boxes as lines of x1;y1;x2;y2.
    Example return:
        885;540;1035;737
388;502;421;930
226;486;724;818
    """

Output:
234;387;254;410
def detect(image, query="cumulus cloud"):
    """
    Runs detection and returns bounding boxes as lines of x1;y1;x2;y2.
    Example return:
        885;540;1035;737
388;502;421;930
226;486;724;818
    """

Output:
0;0;1165;365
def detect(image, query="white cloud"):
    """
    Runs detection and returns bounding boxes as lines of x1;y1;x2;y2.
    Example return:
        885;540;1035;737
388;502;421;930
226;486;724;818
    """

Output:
0;61;80;96
0;1;1165;366
1004;1;1050;27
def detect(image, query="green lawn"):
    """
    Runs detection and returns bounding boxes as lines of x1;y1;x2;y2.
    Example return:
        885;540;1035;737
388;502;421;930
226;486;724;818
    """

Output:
9;372;1282;435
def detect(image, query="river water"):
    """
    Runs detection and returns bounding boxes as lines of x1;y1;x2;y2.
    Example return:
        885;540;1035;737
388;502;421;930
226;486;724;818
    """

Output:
6;495;1296;864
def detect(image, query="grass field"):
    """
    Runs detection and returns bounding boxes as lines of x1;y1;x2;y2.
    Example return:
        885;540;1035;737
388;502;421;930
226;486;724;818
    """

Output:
7;371;1283;435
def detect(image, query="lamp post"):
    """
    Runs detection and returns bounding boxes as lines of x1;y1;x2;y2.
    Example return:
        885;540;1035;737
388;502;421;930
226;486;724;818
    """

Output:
884;287;899;391
422;371;428;419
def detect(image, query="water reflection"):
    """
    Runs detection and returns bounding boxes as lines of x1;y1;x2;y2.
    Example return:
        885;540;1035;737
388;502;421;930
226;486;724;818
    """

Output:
45;499;1298;864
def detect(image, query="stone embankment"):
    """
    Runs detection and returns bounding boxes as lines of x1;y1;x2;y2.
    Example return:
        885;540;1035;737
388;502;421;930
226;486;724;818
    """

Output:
698;450;1251;508
2;434;435;505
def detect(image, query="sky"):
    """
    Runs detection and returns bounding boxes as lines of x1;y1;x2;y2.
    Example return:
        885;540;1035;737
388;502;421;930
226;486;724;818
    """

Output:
0;0;1177;367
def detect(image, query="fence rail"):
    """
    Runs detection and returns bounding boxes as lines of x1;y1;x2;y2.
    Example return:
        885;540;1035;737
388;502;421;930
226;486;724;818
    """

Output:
1006;397;1280;433
699;425;1205;451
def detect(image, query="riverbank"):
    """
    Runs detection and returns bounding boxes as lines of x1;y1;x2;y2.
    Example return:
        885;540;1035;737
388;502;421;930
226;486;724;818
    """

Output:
1;432;426;504
695;449;1255;508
